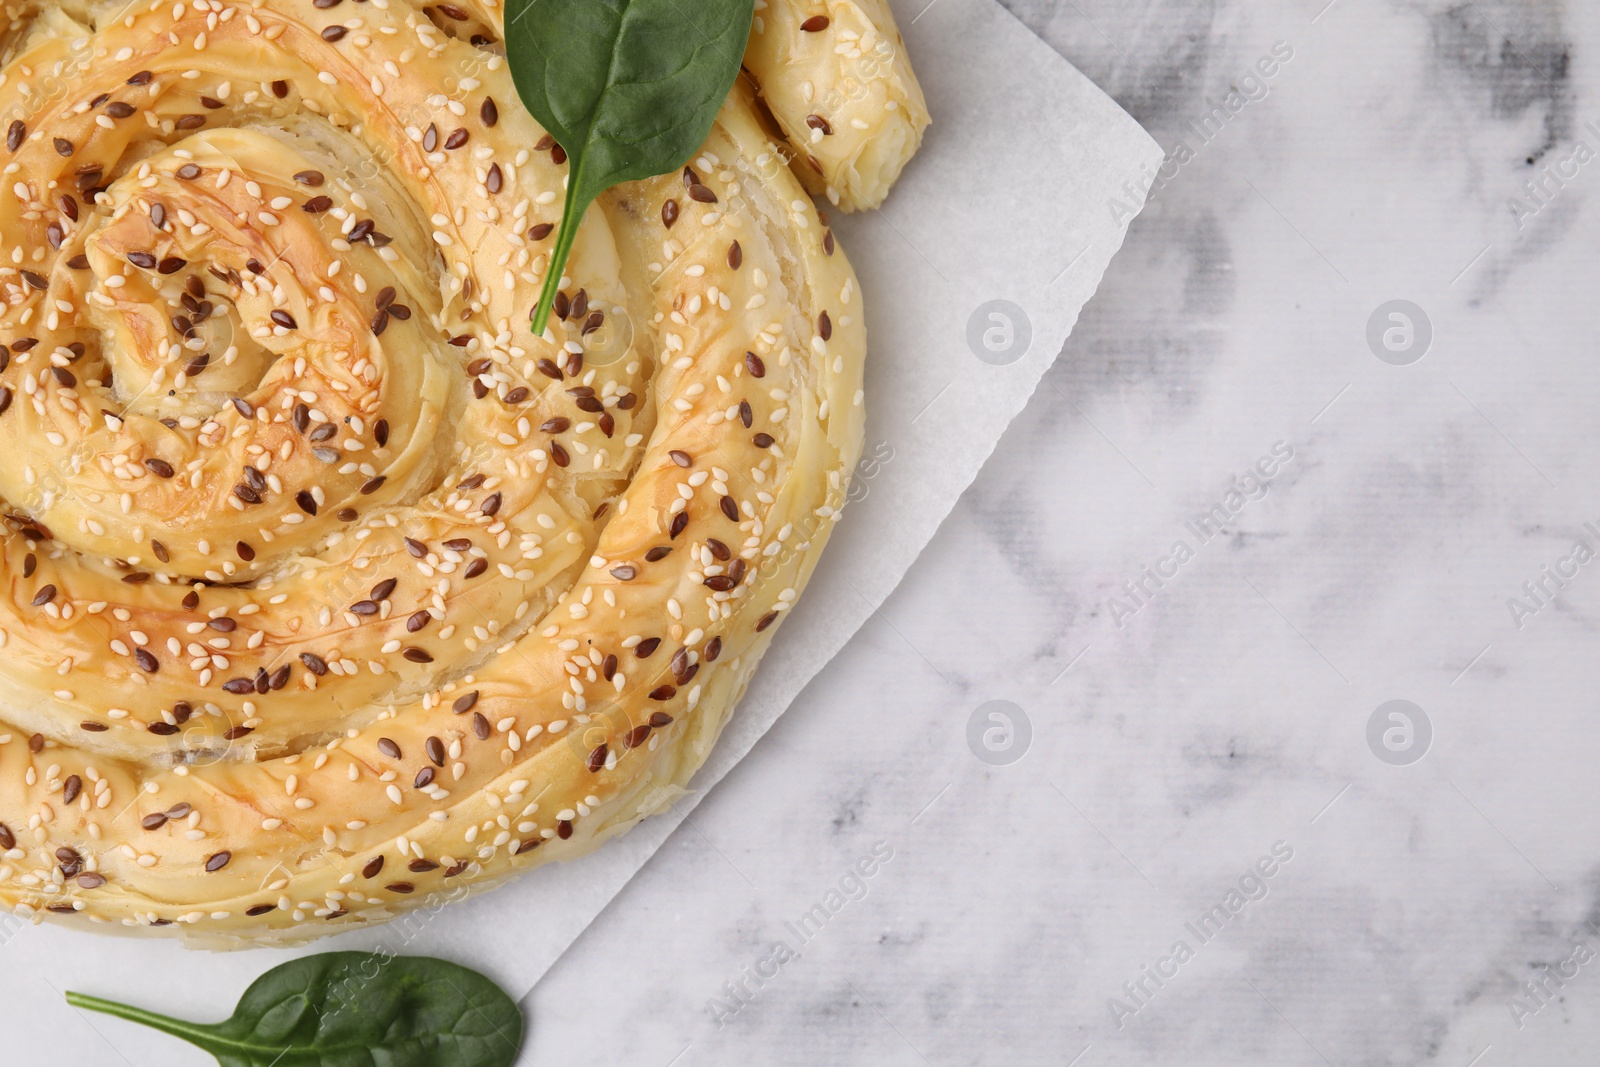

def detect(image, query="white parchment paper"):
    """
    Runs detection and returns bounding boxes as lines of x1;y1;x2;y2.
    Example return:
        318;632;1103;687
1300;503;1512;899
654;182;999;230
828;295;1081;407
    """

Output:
6;1;1161;1060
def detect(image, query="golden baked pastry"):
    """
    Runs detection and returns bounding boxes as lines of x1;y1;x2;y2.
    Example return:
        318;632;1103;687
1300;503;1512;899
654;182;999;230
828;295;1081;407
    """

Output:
0;0;926;941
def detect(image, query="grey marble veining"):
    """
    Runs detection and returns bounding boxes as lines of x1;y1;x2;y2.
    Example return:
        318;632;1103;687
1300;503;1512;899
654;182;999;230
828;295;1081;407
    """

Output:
522;1;1600;1064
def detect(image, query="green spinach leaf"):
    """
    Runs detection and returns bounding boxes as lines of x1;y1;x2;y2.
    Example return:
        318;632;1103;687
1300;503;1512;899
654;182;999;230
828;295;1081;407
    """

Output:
504;0;756;332
65;951;523;1067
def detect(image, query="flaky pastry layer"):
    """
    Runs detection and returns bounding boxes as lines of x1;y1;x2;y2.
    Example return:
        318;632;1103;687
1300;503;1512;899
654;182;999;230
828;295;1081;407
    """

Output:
0;0;923;943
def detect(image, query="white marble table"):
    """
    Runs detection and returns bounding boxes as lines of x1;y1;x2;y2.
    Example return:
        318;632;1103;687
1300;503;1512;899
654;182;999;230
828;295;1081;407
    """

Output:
522;1;1600;1064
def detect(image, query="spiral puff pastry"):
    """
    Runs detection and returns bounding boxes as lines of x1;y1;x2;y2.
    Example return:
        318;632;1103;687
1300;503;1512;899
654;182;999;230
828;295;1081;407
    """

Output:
0;0;925;942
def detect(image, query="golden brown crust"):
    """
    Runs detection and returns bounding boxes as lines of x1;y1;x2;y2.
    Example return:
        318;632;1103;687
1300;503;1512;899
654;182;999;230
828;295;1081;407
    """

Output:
0;0;917;942
744;0;931;210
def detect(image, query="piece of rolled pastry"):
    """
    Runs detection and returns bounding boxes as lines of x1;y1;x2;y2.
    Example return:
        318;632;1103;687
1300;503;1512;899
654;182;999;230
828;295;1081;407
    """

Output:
743;0;931;210
0;0;923;942
452;0;931;212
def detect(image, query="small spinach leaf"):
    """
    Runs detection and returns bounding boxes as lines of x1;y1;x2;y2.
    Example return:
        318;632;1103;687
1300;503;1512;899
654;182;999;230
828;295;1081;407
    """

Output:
65;951;523;1067
504;0;756;332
